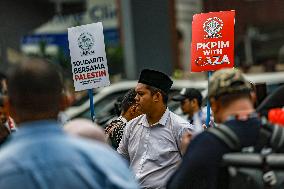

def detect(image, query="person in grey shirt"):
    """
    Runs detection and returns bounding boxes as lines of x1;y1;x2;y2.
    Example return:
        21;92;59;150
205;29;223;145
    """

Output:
117;69;193;189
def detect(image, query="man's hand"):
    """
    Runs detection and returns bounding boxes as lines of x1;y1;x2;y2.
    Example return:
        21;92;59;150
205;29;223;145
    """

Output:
180;130;192;155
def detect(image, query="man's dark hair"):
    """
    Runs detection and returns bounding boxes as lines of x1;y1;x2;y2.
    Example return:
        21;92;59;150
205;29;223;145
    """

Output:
146;85;168;104
120;89;137;113
186;88;202;108
7;58;63;118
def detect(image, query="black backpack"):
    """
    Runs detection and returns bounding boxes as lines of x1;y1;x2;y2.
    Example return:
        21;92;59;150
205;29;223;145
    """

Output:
208;123;284;189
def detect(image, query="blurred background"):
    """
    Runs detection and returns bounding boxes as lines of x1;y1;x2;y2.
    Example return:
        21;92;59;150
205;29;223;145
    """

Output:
1;0;284;124
1;0;284;78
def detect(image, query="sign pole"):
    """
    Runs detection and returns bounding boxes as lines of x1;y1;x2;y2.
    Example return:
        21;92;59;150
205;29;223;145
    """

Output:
191;10;235;127
206;71;212;127
88;89;95;122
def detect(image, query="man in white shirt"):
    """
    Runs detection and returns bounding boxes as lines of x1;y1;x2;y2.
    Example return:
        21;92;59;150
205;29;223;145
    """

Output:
117;69;193;189
172;88;214;132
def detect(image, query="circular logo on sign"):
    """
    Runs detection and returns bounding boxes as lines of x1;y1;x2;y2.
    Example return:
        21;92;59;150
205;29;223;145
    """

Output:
203;17;223;38
77;32;94;51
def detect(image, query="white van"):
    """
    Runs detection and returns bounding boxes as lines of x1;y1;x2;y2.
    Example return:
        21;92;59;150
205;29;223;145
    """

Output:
63;79;207;124
63;71;284;124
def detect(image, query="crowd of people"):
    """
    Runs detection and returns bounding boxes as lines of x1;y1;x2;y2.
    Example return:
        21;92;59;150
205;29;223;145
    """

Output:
0;57;283;189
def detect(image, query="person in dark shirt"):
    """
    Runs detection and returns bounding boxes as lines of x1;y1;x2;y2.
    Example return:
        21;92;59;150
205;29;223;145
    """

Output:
105;89;142;149
167;68;260;189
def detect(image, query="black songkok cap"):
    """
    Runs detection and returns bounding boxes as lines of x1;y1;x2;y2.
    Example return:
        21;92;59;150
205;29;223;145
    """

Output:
138;69;173;94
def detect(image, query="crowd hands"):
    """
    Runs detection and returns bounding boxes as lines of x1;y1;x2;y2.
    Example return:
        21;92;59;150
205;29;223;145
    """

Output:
0;57;283;189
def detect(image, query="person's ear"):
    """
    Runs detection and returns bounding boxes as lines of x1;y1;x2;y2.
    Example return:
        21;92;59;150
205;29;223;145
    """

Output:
210;97;218;113
153;92;161;102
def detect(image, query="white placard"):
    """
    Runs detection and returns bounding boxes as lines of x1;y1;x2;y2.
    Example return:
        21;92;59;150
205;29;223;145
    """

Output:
68;22;110;91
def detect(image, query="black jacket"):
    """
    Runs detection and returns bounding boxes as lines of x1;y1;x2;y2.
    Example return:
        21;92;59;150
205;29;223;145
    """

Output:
167;117;261;189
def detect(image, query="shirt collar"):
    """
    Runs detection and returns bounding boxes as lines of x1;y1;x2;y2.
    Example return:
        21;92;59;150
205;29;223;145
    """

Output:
193;110;203;117
158;108;170;126
139;108;170;127
118;116;128;124
12;119;62;139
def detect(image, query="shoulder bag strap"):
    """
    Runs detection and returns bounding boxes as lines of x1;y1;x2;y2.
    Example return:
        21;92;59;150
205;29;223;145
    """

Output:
270;124;284;152
207;124;241;151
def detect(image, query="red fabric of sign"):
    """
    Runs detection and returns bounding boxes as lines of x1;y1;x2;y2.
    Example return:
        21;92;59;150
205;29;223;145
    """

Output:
191;10;235;72
268;108;284;126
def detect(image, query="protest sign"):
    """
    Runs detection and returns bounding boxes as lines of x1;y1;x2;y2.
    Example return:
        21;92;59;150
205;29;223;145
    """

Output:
68;22;110;91
191;10;235;72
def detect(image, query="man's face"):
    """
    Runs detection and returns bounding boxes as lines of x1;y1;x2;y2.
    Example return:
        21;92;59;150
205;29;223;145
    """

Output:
180;98;194;116
135;83;155;114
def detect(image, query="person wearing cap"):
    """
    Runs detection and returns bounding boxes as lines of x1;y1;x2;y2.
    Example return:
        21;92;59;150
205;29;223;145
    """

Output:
172;88;213;132
117;69;193;189
167;68;261;189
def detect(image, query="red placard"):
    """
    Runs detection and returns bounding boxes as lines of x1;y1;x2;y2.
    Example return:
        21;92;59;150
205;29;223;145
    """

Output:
191;10;235;72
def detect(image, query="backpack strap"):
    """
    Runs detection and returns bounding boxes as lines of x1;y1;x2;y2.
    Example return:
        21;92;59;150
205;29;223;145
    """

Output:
254;122;284;153
254;124;273;152
207;124;241;151
208;122;284;152
270;124;284;152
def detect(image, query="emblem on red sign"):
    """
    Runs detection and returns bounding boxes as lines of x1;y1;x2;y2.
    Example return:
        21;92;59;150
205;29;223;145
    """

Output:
191;10;235;72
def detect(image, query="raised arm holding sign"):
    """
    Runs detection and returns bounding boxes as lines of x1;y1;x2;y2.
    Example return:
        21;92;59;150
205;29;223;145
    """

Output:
191;10;235;72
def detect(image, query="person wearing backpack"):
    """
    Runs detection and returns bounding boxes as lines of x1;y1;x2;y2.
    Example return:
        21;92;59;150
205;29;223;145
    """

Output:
167;68;261;189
